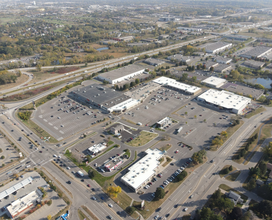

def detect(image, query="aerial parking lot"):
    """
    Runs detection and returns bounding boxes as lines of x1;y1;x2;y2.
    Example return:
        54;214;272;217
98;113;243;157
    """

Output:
171;101;234;149
123;88;192;126
32;93;107;140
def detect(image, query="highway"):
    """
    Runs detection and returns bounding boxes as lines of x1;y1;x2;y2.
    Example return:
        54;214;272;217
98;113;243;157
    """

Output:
151;110;272;220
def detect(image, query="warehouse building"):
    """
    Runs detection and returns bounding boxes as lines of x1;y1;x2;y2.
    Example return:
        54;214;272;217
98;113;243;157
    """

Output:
214;64;232;74
121;149;164;192
223;34;251;41
97;64;146;84
167;54;191;63
215;57;232;64
6;189;43;218
196;89;251;114
202;76;227;88
239;46;272;59
243;60;265;69
201;42;232;54
144;58;165;66
153;76;202;95
69;84;138;113
88;143;107;155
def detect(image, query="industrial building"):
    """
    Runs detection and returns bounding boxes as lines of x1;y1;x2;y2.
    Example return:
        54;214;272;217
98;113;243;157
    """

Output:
196;89;251;114
144;58;165;66
239;46;272;59
215;57;232;64
153;76;202;95
88;143;107;155
69;84;139;113
177;27;202;32
167;54;191;63
6;189;43;218
201;42;232;54
97;64;146;84
201;61;218;70
223;35;251;41
214;64;232;74
202;76;227;88
121;149;164;192
243;60;265;69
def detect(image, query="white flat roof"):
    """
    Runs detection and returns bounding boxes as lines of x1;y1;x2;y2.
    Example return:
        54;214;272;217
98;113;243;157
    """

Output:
88;143;107;153
7;190;41;217
121;149;164;190
197;89;251;111
202;76;227;87
153;76;201;94
0;177;33;200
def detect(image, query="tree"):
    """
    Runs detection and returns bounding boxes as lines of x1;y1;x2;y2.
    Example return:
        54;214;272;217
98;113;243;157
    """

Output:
213;189;221;200
194;115;197;119
221;131;228;138
229;165;233;172
107;186;122;198
248;179;256;191
176;170;187;182
36;64;42;72
155;187;165;200
88;170;95;179
212;137;223;148
254;200;272;217
210;66;214;72
203;119;206;123
126;206;135;215
230;70;240;79
181;73;188;82
184;112;188;116
230;207;243;220
47;215;52;220
135;78;140;84
259;160;267;176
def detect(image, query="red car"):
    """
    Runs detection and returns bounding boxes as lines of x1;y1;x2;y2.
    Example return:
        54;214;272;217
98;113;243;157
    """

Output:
175;150;179;153
87;184;90;187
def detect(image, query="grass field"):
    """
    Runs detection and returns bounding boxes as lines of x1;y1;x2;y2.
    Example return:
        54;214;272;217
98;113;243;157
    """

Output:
127;131;158;147
226;170;241;181
219;165;237;178
18;114;58;143
0;74;29;92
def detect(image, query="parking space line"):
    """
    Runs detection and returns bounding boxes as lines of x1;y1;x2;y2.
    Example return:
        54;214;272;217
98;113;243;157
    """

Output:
43;119;47;122
54;126;58;130
59;130;64;134
49;123;52;126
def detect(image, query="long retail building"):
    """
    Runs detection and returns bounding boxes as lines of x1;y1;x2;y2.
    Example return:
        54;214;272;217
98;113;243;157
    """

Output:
197;89;251;114
121;149;164;192
153;76;202;95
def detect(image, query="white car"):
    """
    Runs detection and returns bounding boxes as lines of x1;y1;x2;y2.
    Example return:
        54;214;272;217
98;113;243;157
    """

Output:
108;203;113;208
67;167;70;170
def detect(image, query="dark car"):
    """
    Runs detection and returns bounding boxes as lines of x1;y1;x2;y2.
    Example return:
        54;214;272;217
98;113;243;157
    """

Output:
67;181;71;184
156;207;161;212
91;188;95;192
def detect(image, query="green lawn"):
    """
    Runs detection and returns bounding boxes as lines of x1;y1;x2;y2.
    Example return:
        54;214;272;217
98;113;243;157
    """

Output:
127;131;158;147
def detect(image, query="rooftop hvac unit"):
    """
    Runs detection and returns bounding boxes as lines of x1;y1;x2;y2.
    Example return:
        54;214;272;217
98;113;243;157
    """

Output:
83;91;86;93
